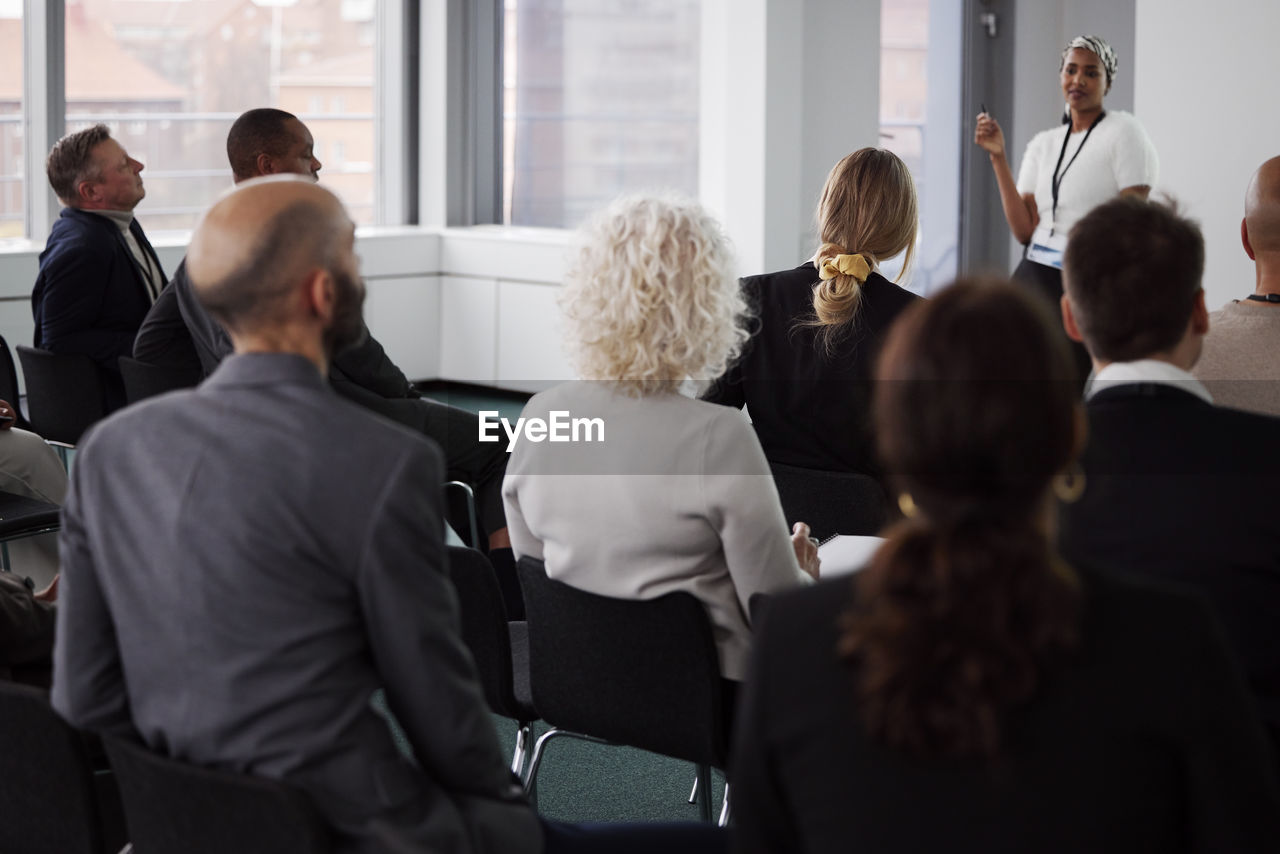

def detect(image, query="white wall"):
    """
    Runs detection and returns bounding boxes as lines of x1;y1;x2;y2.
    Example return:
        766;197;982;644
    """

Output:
1135;0;1280;311
701;0;881;274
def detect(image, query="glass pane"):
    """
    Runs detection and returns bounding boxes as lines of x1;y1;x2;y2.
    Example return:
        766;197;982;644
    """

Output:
0;1;24;241
66;0;378;233
504;0;701;229
880;0;961;294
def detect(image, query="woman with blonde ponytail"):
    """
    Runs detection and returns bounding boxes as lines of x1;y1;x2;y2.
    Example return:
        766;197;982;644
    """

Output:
704;148;919;483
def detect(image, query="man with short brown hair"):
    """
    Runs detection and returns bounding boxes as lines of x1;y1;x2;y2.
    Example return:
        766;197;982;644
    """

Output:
1059;195;1280;754
33;124;166;409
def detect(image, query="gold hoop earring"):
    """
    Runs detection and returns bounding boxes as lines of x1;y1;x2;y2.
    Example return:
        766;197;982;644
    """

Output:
1053;464;1086;504
897;493;918;518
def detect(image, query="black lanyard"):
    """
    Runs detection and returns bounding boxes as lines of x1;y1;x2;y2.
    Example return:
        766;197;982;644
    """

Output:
1050;111;1105;235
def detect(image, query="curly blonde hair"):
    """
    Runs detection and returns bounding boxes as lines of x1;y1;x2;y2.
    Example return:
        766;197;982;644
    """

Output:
559;195;750;396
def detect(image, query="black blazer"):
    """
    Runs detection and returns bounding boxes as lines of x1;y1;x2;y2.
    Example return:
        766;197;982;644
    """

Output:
32;207;165;378
1060;382;1280;736
731;569;1280;854
703;263;918;475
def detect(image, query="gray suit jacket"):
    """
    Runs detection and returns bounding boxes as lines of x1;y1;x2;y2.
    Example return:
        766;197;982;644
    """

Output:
52;353;541;854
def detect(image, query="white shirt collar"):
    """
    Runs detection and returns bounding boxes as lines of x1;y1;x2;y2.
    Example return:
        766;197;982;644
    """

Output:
1085;359;1213;404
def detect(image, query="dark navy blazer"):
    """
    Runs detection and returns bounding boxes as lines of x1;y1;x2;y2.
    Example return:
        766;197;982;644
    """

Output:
32;207;166;382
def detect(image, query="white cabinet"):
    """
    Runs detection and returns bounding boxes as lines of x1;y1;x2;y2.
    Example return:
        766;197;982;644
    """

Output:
363;275;441;381
439;276;497;384
495;280;574;393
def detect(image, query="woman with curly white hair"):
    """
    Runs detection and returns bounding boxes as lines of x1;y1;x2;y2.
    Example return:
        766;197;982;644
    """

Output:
502;195;819;695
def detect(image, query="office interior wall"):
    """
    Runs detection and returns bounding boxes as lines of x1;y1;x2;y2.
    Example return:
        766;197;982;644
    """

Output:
1136;0;1280;312
701;0;881;275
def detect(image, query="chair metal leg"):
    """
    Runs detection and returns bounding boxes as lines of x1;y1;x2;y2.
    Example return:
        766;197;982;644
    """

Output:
522;728;612;797
445;481;480;548
718;782;732;826
0;542;9;572
687;770;700;804
510;722;531;778
696;763;712;822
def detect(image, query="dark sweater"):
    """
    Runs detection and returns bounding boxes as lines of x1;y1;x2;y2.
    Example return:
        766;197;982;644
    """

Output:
703;263;918;474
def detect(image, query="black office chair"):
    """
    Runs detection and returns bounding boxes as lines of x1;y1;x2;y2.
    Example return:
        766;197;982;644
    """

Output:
0;682;127;854
446;545;538;777
516;556;730;823
769;461;891;540
17;345;108;447
0;490;61;572
0;334;32;430
103;735;332;854
118;355;200;404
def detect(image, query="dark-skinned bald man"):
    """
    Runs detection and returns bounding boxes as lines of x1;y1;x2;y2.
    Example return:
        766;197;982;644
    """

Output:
1195;156;1280;416
54;177;728;854
135;109;516;599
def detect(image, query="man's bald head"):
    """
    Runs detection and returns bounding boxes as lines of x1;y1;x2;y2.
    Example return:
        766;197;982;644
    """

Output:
187;176;354;338
1245;156;1280;256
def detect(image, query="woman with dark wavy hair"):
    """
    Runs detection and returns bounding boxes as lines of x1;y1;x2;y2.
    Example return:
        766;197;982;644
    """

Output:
730;280;1280;853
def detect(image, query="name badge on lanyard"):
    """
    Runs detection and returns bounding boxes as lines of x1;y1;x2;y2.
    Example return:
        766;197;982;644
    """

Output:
1026;230;1068;270
1030;111;1106;271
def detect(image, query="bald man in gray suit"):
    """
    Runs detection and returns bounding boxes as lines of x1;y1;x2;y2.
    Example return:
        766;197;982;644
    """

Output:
51;177;540;854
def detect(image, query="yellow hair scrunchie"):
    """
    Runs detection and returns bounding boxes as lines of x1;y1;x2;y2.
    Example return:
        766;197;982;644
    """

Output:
818;253;872;283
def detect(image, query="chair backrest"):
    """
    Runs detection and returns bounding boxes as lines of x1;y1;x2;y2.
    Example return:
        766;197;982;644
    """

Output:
16;345;107;444
0;334;31;430
516;556;727;767
118;355;200;405
0;682;113;854
447;545;534;722
103;736;332;854
769;462;890;539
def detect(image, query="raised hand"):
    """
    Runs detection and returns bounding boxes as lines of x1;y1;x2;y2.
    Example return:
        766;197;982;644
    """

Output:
974;113;1006;157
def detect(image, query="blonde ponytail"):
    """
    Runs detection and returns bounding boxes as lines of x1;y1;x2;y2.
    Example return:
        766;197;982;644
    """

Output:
805;149;918;351
812;242;871;330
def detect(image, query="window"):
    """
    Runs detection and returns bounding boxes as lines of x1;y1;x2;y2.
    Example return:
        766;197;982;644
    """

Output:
65;0;379;232
880;0;961;294
502;0;701;229
0;3;24;240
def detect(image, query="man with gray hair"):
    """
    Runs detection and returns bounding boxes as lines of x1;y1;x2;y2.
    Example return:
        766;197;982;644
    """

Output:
33;124;166;409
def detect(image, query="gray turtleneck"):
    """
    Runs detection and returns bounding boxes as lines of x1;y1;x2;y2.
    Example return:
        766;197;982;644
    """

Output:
90;209;162;303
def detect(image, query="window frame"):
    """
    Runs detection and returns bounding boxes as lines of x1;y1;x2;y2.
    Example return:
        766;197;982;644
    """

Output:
16;0;414;242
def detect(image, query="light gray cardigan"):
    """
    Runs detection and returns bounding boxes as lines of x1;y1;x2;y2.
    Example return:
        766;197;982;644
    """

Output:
502;382;810;681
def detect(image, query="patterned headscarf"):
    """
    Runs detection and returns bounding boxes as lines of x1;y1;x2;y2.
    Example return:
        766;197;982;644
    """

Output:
1061;35;1117;90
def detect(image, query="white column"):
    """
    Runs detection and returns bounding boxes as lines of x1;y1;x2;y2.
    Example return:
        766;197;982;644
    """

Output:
23;0;65;242
700;0;881;275
1135;0;1280;311
377;0;412;226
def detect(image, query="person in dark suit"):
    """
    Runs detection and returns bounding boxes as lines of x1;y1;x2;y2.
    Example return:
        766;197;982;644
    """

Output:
133;109;516;601
731;281;1280;854
1058;196;1280;751
52;176;725;854
33;124;166;410
703;148;920;480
